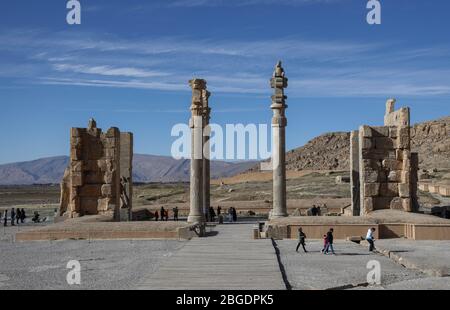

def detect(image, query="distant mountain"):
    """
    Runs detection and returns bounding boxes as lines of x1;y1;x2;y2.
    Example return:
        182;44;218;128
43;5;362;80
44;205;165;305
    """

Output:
0;155;257;185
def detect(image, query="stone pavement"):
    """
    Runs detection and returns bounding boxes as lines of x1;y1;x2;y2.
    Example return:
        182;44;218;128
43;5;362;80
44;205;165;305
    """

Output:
138;223;286;290
372;239;450;277
275;239;426;290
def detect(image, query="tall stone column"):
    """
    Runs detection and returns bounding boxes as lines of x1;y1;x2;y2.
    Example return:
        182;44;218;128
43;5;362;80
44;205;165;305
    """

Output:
202;89;211;222
188;79;206;224
270;61;288;218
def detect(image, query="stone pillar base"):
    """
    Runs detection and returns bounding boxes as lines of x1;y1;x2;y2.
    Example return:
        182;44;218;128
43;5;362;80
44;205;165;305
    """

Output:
187;215;205;224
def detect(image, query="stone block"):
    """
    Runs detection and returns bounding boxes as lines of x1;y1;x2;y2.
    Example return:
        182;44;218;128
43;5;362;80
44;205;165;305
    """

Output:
398;183;411;198
373;197;393;210
362;159;381;171
361;138;374;150
382;159;403;170
104;171;114;184
362;149;396;160
389;126;398;138
79;185;102;197
84;172;104;184
374;137;395;150
84;160;99;172
71;128;83;137
371;126;390;137
101;184;112;197
364;183;380;197
397;127;411;149
106;127;120;138
363;170;381;183
402;198;412;212
360;126;373;138
401;171;411;183
380;183;399;197
70;148;82;161
363;197;374;213
390;197;403;210
105;148;116;158
388;170;402;183
70;161;83;173
71;173;83;187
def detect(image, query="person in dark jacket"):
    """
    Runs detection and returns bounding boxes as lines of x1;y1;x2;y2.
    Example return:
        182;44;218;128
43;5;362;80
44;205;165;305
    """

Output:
217;206;221;216
21;209;26;223
209;207;216;222
11;208;16;226
232;207;237;222
3;210;7;227
173;207;179;221
323;228;335;255
295;227;308;253
16;209;21;225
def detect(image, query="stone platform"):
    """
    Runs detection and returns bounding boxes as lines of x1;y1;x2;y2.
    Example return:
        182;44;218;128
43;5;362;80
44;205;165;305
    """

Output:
266;210;450;240
15;215;196;242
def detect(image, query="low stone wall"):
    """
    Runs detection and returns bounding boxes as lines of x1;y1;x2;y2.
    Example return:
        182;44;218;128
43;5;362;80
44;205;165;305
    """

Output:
15;220;196;242
408;224;450;240
266;212;450;240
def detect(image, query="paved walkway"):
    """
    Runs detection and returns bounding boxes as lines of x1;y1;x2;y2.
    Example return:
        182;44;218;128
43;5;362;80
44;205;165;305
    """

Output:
138;223;286;290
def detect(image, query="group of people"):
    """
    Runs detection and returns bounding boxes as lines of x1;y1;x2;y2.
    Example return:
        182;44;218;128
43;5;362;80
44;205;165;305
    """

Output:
296;227;377;254
1;208;26;227
154;206;179;222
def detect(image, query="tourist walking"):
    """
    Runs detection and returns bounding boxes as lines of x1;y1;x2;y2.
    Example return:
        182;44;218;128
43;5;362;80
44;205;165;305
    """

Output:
11;208;16;226
217;206;221;216
366;227;376;252
323;228;335;255
154;210;159;222
232;207;237;222
3;210;7;227
311;205;318;216
321;234;328;253
227;207;233;223
173;207;179;221
295;227;308;253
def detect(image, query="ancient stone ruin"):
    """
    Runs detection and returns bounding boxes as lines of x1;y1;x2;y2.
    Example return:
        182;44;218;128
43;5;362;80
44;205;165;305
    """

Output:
59;119;133;221
350;99;419;216
270;61;289;219
188;79;211;225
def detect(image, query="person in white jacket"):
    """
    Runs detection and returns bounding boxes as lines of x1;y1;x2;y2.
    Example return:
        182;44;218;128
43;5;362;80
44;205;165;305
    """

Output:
366;227;376;252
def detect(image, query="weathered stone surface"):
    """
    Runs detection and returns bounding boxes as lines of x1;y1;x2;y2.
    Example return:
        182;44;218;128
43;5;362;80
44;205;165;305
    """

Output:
270;61;288;219
382;159;403;170
364;183;380;197
390;197;403;210
59;119;133;222
398;183;411;198
355;99;417;215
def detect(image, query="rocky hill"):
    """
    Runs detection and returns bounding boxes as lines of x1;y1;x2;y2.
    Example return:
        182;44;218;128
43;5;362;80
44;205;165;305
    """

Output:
284;117;449;172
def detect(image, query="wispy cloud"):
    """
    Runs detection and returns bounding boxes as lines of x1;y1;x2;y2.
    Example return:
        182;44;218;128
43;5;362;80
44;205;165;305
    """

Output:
1;29;450;98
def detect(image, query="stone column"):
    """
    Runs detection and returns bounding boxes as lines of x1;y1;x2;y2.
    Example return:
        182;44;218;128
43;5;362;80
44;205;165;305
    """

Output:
202;89;211;222
270;61;288;218
188;79;206;224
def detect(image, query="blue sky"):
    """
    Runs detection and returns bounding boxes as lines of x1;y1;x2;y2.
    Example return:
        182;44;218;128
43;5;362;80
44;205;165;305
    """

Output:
0;0;449;164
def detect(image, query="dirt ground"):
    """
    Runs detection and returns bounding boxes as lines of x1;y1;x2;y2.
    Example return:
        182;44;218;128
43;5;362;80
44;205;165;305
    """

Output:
0;169;448;217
